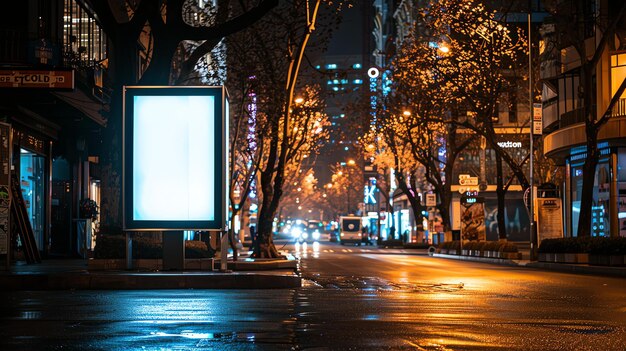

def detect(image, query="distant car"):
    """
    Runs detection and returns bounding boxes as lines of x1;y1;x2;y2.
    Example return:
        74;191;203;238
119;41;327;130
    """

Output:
290;221;309;243
306;220;323;242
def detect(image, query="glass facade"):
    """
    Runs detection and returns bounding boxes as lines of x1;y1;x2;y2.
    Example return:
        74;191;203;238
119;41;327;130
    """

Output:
569;148;623;237
20;149;46;250
63;0;107;65
453;135;529;186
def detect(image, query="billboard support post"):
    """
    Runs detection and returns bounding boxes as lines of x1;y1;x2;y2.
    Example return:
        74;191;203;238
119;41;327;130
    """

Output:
122;86;228;270
220;230;229;272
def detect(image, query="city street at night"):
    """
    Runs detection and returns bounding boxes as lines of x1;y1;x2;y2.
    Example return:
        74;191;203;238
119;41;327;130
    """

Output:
1;241;624;350
2;0;626;350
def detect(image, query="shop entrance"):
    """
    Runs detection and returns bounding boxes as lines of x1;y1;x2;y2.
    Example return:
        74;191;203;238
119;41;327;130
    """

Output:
19;148;46;251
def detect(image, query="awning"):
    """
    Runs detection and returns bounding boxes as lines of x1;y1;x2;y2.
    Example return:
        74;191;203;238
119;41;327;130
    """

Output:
52;90;107;127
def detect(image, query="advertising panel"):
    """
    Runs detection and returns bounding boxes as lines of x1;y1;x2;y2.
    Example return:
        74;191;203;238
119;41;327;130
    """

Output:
123;86;227;230
460;196;486;241
536;198;563;243
0;123;9;255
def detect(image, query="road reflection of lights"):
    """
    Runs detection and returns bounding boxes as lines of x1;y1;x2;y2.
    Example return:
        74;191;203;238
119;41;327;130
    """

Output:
312;241;320;258
302;242;308;258
294;242;302;258
362;314;380;320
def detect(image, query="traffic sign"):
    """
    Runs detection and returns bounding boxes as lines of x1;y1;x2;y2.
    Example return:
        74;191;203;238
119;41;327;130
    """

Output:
425;194;436;207
533;103;542;121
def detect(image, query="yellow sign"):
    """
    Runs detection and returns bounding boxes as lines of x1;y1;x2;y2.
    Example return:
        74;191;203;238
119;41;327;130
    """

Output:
0;70;74;89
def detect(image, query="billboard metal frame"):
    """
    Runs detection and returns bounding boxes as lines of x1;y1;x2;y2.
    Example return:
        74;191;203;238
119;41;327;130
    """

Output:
122;86;228;231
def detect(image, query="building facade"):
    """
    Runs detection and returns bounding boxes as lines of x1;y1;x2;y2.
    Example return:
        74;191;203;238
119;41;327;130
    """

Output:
541;0;626;238
0;0;109;259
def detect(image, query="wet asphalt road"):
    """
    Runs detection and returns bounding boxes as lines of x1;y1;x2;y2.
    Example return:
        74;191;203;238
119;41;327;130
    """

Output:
1;241;625;350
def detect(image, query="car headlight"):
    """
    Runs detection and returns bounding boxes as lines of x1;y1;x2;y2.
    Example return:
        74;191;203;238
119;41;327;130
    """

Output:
302;232;309;239
312;230;320;240
291;228;302;237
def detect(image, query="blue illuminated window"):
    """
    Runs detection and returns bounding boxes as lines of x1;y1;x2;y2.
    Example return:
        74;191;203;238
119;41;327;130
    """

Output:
353;63;362;69
326;64;337;69
353;79;363;84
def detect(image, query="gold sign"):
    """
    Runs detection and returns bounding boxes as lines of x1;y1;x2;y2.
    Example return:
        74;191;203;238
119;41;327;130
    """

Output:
0;70;74;89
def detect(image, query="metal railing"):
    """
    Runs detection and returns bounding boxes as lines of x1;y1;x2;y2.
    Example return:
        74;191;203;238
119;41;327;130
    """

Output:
610;97;626;117
0;29;25;64
559;107;586;128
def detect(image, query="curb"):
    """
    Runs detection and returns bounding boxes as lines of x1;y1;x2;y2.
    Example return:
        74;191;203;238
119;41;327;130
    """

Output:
433;253;626;278
433;253;521;267
0;272;302;290
524;261;626;278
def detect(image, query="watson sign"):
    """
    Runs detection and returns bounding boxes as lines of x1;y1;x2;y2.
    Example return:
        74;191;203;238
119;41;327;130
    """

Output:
122;86;228;231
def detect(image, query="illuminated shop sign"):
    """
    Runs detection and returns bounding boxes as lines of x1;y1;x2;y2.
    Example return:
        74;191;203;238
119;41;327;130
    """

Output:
497;141;522;148
123;86;228;231
0;69;74;89
364;185;377;204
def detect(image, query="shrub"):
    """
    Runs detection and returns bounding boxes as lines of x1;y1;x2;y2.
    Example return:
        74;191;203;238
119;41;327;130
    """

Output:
482;241;500;252
463;241;477;250
94;234;215;259
439;241;461;250
538;237;626;255
498;242;519;253
403;242;431;249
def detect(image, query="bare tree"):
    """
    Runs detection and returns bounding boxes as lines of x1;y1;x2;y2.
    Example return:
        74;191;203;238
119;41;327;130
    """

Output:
88;0;279;230
543;1;626;237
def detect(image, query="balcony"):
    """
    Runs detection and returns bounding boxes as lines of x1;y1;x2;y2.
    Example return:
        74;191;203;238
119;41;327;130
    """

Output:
0;29;26;64
559;107;585;128
610;97;626;117
540;59;560;80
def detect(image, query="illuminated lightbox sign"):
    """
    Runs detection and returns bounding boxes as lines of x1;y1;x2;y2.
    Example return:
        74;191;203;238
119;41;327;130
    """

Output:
123;86;228;231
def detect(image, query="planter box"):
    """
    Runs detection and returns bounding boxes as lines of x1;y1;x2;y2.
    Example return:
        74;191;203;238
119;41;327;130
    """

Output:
500;252;522;260
538;253;547;262
589;254;611;266
485;251;499;258
589;254;625;266
562;253;589;264
554;253;565;263
448;249;459;255
88;258;214;271
461;249;470;256
609;255;624;266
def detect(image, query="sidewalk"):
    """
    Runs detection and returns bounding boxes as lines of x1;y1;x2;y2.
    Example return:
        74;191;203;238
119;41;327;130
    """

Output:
432;253;626;278
0;252;301;290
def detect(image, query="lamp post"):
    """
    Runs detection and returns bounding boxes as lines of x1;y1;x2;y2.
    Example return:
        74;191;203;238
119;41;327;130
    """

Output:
528;2;536;260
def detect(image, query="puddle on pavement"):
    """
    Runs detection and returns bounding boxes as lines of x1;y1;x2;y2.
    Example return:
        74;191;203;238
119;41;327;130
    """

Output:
301;275;464;293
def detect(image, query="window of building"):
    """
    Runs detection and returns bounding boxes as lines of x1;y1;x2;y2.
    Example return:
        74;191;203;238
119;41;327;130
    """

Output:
63;0;107;66
326;63;337;70
610;53;626;103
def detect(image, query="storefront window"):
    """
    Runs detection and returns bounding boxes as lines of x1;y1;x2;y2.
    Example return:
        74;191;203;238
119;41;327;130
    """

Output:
618;149;626;237
20;149;45;250
571;157;611;237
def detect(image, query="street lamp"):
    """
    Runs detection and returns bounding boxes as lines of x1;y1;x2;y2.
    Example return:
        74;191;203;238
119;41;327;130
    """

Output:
528;2;536;261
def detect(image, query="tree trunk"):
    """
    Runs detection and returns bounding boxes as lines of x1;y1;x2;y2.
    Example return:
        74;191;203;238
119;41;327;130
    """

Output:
496;152;507;240
577;128;599;237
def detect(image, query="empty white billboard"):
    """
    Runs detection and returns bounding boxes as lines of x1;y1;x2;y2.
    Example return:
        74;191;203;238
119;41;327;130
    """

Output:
123;86;227;230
